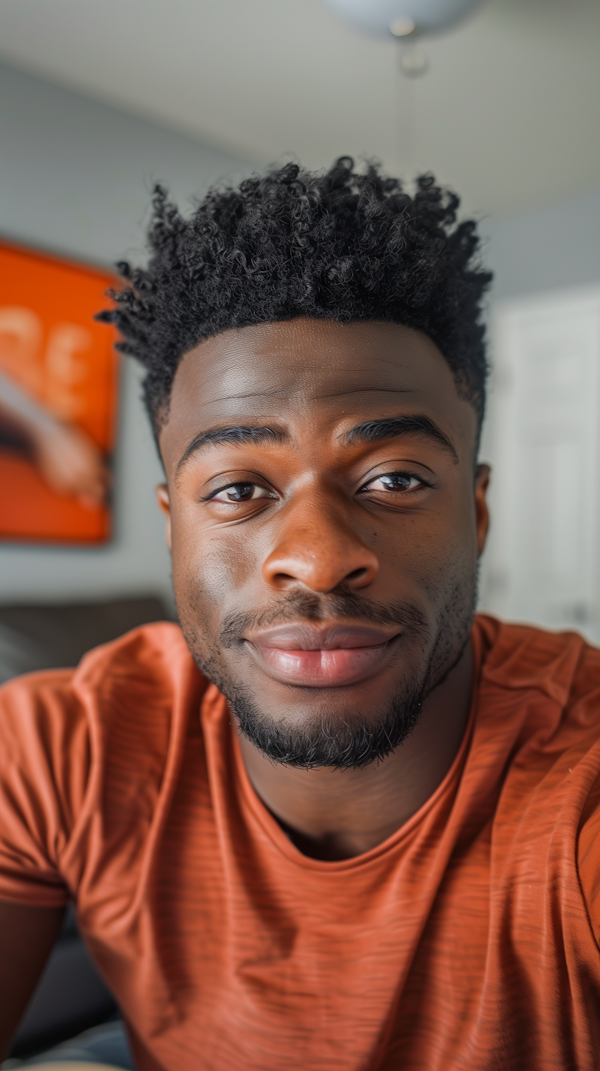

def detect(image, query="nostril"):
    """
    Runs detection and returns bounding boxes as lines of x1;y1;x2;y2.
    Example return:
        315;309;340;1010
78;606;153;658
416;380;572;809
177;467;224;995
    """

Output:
346;567;369;583
273;572;295;584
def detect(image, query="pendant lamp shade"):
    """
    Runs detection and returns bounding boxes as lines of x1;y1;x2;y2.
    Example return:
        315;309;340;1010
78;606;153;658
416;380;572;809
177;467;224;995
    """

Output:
322;0;482;37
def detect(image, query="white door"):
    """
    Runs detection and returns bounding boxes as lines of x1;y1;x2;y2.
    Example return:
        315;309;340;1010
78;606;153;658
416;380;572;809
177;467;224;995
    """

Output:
481;286;600;645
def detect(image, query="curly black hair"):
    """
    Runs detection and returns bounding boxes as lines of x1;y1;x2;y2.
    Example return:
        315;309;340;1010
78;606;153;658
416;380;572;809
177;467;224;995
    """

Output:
100;157;492;435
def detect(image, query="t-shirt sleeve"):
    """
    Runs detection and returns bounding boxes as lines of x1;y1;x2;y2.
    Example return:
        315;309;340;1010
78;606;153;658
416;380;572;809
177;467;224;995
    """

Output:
577;767;600;949
0;669;91;907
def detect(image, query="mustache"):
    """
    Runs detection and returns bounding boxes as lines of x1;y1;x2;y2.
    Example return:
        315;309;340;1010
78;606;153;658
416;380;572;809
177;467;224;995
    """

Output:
220;590;429;648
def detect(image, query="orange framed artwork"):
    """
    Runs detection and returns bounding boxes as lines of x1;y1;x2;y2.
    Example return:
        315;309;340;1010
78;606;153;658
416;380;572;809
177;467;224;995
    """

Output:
0;240;118;544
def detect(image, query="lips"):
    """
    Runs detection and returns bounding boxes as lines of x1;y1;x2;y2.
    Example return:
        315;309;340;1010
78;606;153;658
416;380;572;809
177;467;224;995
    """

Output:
245;622;401;688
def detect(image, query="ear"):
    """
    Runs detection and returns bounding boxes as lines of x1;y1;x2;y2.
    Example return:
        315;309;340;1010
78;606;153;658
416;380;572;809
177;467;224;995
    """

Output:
155;484;172;550
474;464;490;557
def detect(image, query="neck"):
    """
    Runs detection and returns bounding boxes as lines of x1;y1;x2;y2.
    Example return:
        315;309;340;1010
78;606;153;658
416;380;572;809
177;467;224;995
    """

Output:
237;641;474;861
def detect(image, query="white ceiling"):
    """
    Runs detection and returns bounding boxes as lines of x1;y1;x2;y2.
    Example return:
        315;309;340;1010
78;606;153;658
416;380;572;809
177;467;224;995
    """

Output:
0;0;599;216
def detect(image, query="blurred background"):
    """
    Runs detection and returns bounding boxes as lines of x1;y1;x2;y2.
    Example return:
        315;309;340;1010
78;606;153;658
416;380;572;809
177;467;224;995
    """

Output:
0;0;599;1060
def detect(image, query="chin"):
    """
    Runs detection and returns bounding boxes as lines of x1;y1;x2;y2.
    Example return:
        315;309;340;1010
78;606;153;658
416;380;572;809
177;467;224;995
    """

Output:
222;666;427;770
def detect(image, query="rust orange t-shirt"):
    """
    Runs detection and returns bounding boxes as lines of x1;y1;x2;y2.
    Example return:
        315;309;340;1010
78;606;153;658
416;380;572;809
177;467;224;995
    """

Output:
1;614;600;1070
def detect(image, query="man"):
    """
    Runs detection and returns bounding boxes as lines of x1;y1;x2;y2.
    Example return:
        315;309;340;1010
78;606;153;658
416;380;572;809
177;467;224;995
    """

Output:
1;158;599;1071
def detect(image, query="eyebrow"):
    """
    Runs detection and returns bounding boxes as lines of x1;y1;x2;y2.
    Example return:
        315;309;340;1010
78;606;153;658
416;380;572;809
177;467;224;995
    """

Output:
343;414;458;461
176;412;458;475
176;424;288;474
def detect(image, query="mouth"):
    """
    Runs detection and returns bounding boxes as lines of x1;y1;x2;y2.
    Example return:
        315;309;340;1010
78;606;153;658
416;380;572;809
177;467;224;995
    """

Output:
244;622;402;688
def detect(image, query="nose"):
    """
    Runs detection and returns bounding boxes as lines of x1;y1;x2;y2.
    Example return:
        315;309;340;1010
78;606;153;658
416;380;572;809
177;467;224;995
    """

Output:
261;494;379;593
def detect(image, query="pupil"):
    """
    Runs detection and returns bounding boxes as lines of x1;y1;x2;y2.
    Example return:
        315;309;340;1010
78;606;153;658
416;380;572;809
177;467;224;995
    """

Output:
228;483;253;501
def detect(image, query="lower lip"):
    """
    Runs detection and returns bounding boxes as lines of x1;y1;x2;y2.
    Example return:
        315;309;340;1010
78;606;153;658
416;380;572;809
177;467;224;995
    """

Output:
247;639;398;688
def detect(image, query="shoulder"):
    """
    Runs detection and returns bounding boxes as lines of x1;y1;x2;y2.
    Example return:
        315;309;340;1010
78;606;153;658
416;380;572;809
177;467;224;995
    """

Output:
72;620;203;721
471;618;600;931
470;615;600;798
0;621;201;735
0;622;207;833
0;623;208;902
74;621;207;793
474;613;600;715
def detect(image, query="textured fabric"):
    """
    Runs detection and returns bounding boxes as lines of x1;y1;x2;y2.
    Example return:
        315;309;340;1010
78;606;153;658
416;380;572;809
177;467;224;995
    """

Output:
1;616;600;1071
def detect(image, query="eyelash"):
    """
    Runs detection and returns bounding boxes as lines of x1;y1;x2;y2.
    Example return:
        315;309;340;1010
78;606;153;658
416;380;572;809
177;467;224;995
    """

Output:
203;483;276;503
204;470;429;505
358;471;429;494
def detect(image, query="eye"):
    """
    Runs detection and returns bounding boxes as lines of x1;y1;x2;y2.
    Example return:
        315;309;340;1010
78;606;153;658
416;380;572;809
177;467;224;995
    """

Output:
359;471;426;494
208;482;276;503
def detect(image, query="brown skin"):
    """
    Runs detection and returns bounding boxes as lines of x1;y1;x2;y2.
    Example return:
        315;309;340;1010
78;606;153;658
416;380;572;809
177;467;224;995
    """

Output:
157;319;490;861
0;318;489;1055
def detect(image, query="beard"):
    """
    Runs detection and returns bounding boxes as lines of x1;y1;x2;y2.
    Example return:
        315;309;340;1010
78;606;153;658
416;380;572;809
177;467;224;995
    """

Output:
180;572;477;771
218;672;426;769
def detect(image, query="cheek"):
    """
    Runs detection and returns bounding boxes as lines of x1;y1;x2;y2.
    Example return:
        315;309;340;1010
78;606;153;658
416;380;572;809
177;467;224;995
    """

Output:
170;506;258;622
422;493;479;600
375;489;477;604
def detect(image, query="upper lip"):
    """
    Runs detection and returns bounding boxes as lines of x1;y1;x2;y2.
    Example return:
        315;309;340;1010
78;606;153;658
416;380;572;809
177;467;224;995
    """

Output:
245;622;401;651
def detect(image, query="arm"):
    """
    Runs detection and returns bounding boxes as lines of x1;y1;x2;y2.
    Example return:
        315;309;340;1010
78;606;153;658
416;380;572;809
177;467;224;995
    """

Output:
0;674;90;1056
0;899;65;1059
0;369;109;507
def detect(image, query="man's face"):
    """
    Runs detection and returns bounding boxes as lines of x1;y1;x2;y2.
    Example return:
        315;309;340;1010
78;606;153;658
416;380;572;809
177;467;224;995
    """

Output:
158;319;489;767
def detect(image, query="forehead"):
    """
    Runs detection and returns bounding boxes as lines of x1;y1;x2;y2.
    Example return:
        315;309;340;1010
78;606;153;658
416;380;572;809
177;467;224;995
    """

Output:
160;319;476;464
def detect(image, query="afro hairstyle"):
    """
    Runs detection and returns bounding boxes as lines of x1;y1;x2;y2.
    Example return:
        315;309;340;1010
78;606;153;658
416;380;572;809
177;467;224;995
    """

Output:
100;157;492;436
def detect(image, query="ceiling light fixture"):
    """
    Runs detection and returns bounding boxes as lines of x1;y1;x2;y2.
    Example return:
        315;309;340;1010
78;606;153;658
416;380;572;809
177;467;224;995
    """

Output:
389;16;416;36
323;0;483;39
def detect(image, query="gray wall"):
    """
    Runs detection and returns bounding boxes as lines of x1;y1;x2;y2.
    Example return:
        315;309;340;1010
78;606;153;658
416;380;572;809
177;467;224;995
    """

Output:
477;187;600;613
0;62;249;608
476;187;600;463
483;188;600;302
